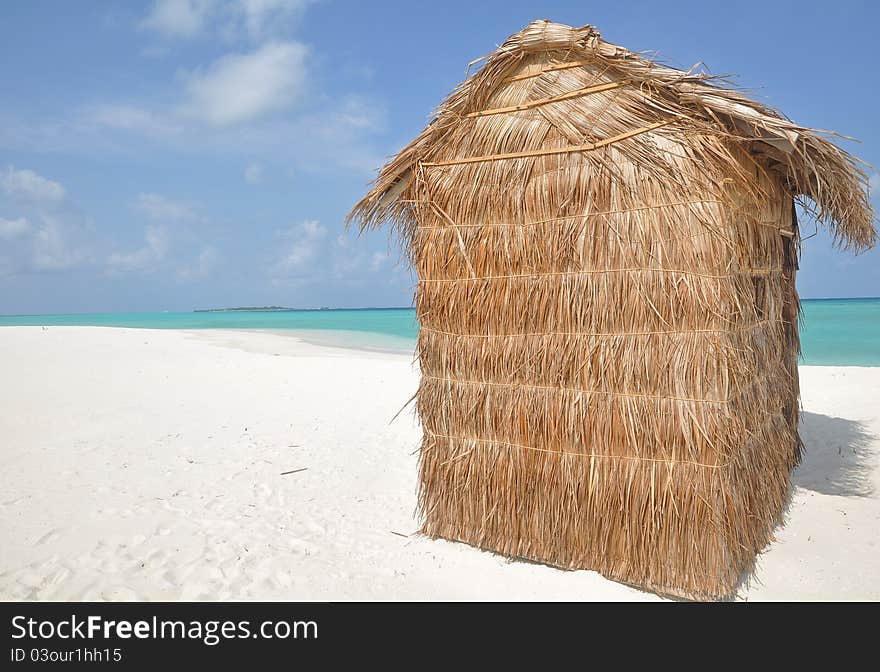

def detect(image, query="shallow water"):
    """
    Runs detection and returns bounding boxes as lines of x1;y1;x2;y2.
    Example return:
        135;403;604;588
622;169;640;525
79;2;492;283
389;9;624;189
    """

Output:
1;299;877;365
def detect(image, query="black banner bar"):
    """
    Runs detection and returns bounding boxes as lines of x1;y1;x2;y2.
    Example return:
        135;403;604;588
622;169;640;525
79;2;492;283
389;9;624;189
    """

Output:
1;601;869;668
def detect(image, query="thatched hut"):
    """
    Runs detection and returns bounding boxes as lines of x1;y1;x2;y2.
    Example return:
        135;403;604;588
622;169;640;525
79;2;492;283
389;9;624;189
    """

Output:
348;20;875;599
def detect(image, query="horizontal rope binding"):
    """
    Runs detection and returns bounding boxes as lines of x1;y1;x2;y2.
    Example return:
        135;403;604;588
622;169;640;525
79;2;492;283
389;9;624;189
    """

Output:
418;266;783;283
422;374;732;405
464;80;631;118
421;119;675;167
502;59;594;83
427;431;729;469
420;319;770;339
415;199;727;230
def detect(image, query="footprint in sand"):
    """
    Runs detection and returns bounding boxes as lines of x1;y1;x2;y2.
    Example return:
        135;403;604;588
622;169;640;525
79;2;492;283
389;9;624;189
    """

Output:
34;529;61;546
33;566;72;600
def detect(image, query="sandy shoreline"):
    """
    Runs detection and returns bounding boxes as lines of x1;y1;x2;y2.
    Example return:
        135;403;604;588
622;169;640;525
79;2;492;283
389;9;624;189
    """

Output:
1;326;877;600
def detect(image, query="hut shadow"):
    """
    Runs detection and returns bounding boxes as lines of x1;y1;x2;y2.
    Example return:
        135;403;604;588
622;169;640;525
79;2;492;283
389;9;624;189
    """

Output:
735;410;877;600
793;411;877;497
656;410;877;600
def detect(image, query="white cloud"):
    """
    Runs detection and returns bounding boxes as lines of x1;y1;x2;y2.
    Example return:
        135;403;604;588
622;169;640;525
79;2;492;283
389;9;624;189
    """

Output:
107;225;170;273
1;166;65;203
244;161;264;184
32;219;86;271
134;193;197;220
235;0;311;38
335;96;386;132
140;0;213;38
0;216;30;239
140;0;311;40
182;41;308;126
277;219;325;270
301;220;323;236
0;172;91;274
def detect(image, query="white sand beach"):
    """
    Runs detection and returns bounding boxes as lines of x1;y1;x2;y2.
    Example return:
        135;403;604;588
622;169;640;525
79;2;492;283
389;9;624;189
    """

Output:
1;326;877;601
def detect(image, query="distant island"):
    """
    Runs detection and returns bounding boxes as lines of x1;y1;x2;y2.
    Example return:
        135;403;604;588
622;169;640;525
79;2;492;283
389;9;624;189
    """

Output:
194;306;293;312
194;306;413;313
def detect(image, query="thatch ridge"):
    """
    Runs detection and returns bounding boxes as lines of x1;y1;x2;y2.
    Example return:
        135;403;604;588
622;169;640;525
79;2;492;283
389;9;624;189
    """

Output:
348;20;875;251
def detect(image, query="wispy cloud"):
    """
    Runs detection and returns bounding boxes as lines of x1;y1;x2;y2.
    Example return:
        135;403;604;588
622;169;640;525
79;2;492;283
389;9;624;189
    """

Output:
1;166;66;203
32;218;88;271
140;0;313;41
235;0;312;39
276;219;326;271
107;224;170;273
329;233;406;282
181;41;308;126
0;46;385;177
0;216;30;239
140;0;213;38
0;170;91;274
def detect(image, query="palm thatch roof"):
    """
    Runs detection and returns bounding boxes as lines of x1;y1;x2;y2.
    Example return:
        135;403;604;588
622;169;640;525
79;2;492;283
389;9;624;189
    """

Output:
349;20;875;250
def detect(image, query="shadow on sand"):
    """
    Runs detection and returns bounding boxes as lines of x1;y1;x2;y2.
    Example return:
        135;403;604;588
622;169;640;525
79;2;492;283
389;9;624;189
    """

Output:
734;411;876;600
793;411;877;497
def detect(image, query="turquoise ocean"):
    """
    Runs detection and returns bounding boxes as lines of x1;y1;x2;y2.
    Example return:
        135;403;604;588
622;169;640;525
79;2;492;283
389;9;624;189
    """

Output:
1;298;877;366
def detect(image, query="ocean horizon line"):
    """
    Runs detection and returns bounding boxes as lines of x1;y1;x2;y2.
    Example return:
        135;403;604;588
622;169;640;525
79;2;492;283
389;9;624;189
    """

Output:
0;306;416;319
0;298;877;366
1;295;878;319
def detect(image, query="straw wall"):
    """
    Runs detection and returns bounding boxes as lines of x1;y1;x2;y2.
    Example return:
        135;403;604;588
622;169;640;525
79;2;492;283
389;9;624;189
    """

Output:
412;124;801;599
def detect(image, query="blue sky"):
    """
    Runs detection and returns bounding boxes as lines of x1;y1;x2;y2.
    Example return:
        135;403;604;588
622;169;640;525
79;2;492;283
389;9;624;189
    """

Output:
0;0;877;314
